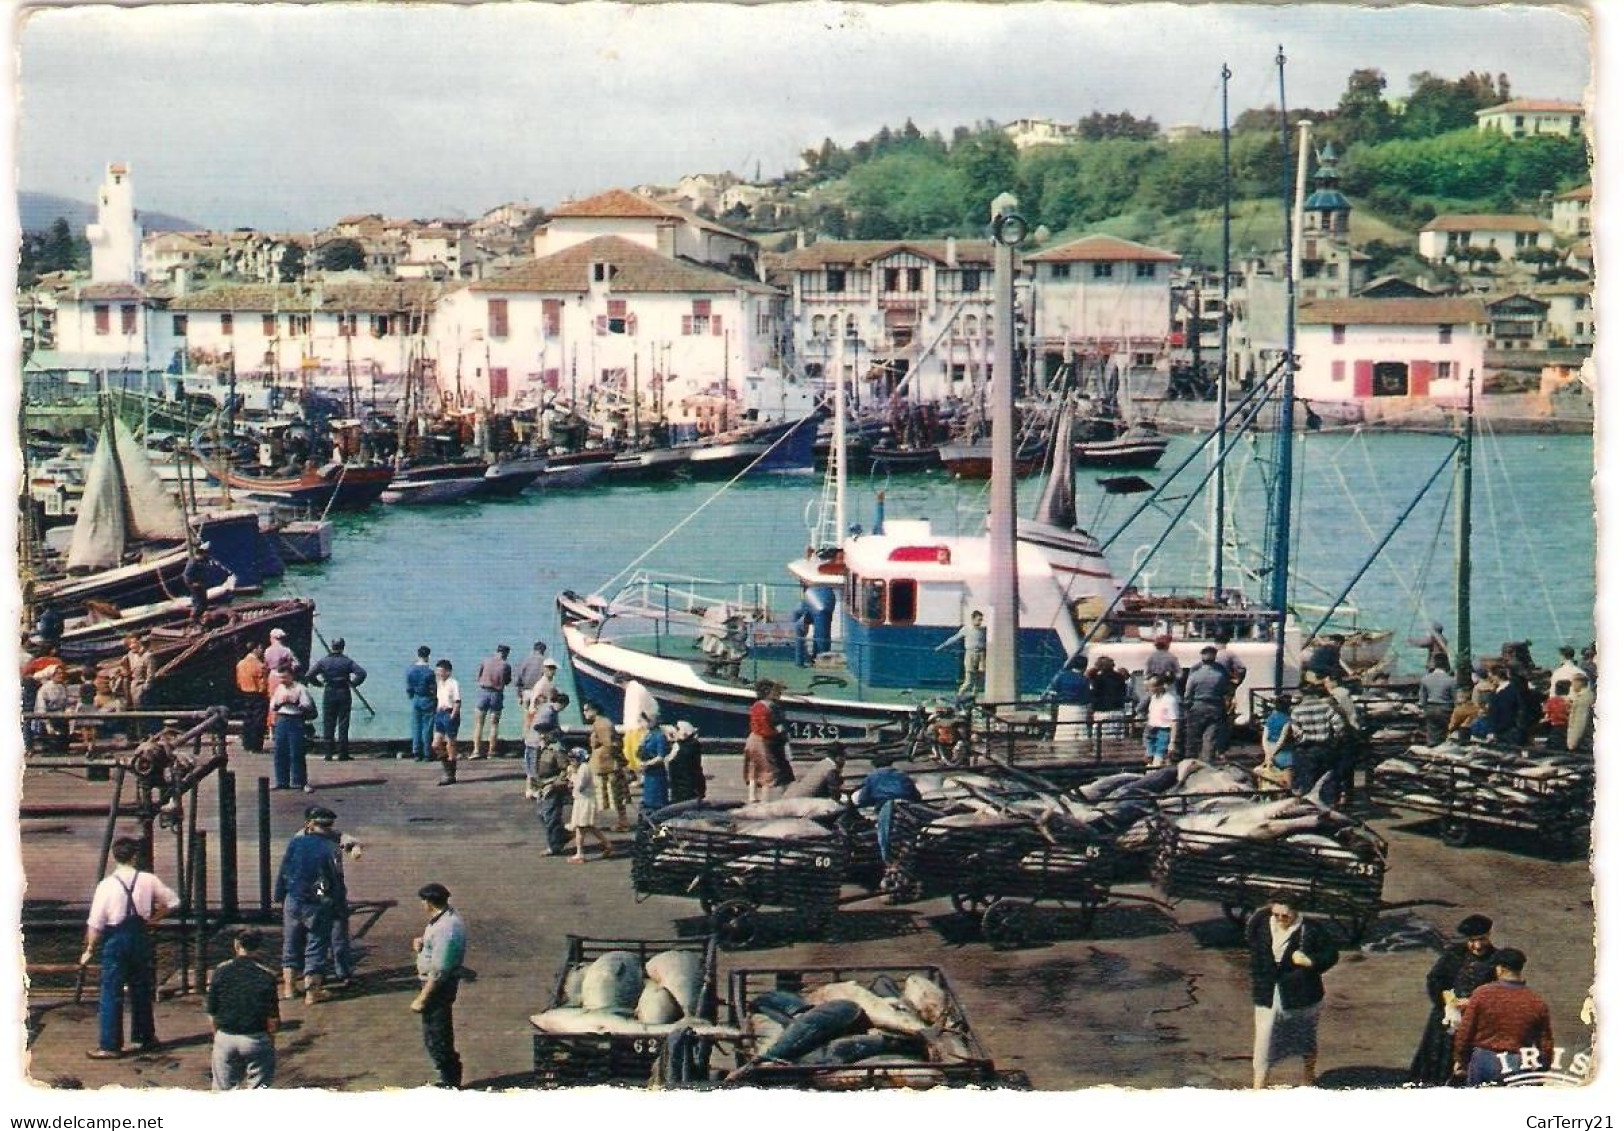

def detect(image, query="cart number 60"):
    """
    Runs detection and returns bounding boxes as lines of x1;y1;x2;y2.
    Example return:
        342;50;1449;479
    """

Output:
813;855;834;868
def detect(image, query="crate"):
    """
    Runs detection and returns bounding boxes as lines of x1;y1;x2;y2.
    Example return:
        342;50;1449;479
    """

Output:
1371;745;1593;855
723;964;1000;1089
530;934;720;1088
631;820;849;947
1150;814;1387;940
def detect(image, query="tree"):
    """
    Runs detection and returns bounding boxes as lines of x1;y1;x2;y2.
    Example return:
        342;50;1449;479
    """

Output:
949;129;1019;221
277;244;307;282
1333;69;1397;146
1077;110;1160;141
41;217;83;273
315;238;366;272
1401;70;1503;139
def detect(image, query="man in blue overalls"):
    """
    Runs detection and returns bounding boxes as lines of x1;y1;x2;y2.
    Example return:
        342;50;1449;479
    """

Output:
405;645;437;761
81;837;178;1059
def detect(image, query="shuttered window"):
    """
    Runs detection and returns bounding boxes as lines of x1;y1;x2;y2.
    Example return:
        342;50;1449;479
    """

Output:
120;305;138;334
488;298;509;339
542;299;561;338
93;305;110;335
221;313;234;336
172;315;188;336
489;367;509;399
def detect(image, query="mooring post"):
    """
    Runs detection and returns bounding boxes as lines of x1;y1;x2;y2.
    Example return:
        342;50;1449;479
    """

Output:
192;830;209;993
218;768;239;919
257;777;272;915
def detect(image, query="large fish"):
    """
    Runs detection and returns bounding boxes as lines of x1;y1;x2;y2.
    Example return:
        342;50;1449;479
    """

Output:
647;799;745;824
644;949;706;1016
1080;773;1142;802
530;1007;680;1036
735;817;835;840
580;951;645;1013
636;982;683;1024
562;963;588;1007
736;797;848;822
806;981;931;1036
750;990;812;1026
758;999;866;1062
902;974;949;1026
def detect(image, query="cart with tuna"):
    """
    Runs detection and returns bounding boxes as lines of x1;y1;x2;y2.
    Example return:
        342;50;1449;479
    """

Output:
632;802;851;949
528;935;721;1087
695;964;1006;1090
1371;744;1592;857
882;798;1119;949
1150;792;1388;942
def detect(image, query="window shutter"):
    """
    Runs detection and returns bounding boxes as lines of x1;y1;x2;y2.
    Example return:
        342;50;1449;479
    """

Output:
263;315;276;336
543;367;560;391
488;298;509;338
712;315;723;336
607;299;627;318
595;315;608;336
489;367;509;399
94;306;110;334
626;313;638;335
1330;360;1346;383
1409;359;1433;398
1353;360;1374;398
693;299;712;318
681;316;693;336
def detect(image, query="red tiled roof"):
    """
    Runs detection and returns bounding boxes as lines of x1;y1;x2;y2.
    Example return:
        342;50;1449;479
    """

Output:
1024;234;1180;263
1570;241;1593;259
778;240;996;270
1421;214;1549;233
1299;297;1486;326
1556;184;1592;202
75;282;151;301
549;189;675;221
1477;99;1584;116
471;235;776;295
169;281;444;313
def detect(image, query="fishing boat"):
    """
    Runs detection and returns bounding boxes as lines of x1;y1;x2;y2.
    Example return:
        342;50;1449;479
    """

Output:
109;597;317;709
1072;419;1170;470
33;411;196;617
214;461;395;512
476;450;549;497
381;459;488;506
602;443;695;482
866;443;941;473
532;448;617;490
53;577;239;663
937;437;1045;479
686;415;820;479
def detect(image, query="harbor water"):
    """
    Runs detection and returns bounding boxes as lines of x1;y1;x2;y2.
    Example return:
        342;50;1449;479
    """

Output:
266;431;1596;740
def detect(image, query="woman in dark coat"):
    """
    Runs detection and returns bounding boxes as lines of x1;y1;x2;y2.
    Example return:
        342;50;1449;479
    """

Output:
1408;915;1499;1086
666;720;707;804
1248;893;1340;1088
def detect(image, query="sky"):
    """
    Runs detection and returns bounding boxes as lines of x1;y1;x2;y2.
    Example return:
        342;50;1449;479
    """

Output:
13;1;1596;231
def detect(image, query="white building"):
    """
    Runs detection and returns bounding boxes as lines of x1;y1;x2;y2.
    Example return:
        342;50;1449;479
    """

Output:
1475;99;1585;139
86;162;141;284
778;238;999;403
448;234;781;414
1002;117;1076;151
533;188;760;280
141;232;217;284
404;227;475;280
50;281;183;372
1022;234;1179;374
168;280;447;387
1550;184;1592;238
1296;297;1487;402
1484;284;1594;351
1417;214;1555;263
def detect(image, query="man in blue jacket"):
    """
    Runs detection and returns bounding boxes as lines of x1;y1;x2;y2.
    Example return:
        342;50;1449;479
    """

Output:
274;806;345;1006
405;646;436;761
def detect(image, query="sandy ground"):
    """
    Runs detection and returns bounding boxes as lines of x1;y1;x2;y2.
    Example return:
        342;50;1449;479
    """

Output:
16;742;1595;1092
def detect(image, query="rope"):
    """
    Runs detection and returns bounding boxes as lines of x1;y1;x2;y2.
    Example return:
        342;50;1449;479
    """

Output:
1470;417;1517;646
597;413;817;595
1477;417;1567;643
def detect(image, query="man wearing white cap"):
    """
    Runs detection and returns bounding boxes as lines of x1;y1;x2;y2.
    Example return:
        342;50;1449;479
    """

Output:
264;628;301;677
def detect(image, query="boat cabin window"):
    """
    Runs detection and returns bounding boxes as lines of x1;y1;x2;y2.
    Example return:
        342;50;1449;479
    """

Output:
853;577;886;626
887;580;917;625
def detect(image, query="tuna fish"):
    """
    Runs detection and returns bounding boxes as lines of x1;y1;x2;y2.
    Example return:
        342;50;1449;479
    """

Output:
562;963;588;1007
806;981;931;1036
735;797;848;822
636;982;683;1024
644;949;706;1016
736;818;835;840
1080;773;1142;802
530;1007;679;1036
750;990;811;1026
758;999;866;1062
902;974;949;1026
579;951;645;1013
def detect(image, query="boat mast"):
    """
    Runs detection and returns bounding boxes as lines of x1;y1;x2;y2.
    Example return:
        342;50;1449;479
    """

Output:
1212;62;1232;598
836;333;847;544
1455;374;1475;688
721;329;730;432
1267;47;1301;690
986;193;1027;703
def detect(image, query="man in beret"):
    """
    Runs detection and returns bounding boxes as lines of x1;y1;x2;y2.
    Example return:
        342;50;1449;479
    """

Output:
1409;914;1499;1086
307;637;367;763
411;882;467;1088
1453;948;1554;1085
1182;644;1232;759
273;806;344;1005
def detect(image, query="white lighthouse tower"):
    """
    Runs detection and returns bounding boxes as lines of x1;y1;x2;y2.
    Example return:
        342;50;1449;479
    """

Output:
86;162;142;283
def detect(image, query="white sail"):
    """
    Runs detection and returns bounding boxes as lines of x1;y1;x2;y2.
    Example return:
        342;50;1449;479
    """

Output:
65;432;129;570
111;416;187;541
